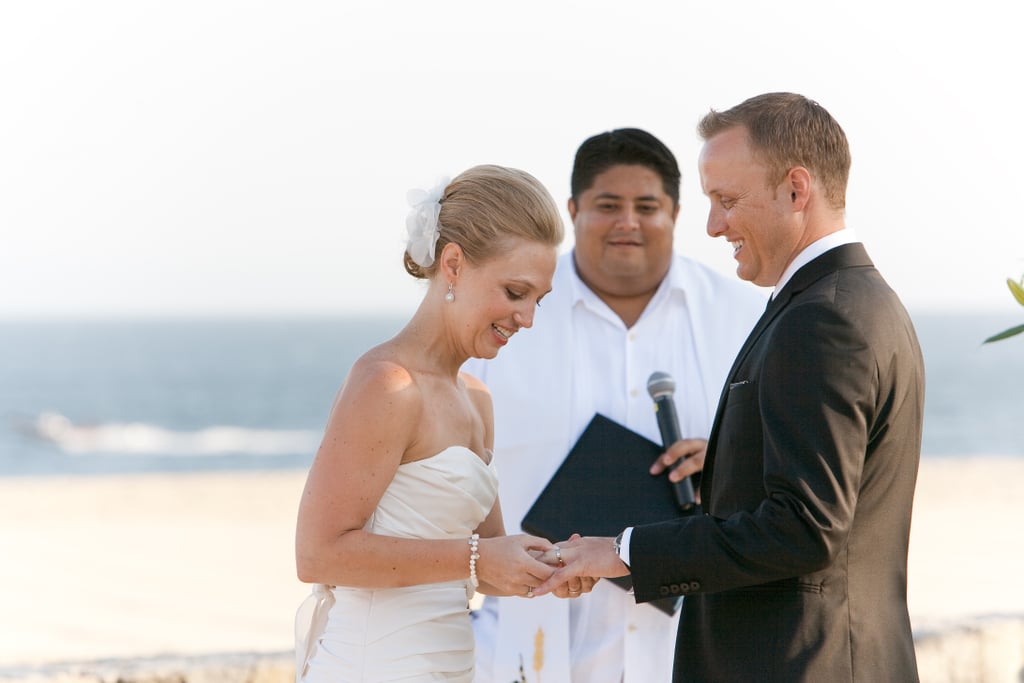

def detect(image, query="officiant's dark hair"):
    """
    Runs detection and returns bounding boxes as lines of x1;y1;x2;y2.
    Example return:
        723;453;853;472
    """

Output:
570;128;681;208
404;164;563;279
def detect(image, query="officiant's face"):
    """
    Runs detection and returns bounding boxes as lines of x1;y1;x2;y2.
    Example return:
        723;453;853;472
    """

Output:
568;164;679;300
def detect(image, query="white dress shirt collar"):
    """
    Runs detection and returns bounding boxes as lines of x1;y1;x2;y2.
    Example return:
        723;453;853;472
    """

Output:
773;228;859;299
567;251;684;327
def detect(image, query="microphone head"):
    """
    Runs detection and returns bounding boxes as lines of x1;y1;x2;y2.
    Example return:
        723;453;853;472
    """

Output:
647;371;676;399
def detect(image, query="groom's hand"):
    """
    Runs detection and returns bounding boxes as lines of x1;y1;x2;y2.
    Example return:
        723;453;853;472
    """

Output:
530;533;598;598
532;535;629;597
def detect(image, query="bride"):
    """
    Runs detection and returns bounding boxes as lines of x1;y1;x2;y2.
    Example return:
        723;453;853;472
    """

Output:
294;165;585;682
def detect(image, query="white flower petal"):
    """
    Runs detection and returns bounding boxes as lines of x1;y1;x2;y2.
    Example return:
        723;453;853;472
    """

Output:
404;177;449;268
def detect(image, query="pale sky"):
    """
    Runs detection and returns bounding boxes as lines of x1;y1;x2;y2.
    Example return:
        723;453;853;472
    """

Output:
2;1;1022;318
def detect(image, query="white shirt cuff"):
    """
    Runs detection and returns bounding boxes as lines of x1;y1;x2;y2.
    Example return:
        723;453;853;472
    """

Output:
619;527;633;566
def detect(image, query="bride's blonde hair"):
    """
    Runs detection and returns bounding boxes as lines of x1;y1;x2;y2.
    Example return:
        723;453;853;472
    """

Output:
404;165;563;279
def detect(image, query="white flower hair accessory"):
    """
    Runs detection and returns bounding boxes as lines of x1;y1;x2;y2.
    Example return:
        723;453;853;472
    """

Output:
405;177;450;268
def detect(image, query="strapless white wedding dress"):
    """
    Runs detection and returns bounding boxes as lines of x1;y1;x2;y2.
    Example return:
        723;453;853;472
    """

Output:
296;446;498;682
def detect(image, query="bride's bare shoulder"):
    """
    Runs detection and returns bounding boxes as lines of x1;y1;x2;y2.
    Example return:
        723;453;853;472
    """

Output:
345;344;420;398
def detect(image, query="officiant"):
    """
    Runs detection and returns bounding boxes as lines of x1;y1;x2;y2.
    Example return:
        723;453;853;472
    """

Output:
462;128;765;683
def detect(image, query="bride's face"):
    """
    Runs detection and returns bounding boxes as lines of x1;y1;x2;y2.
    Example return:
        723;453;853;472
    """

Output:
454;237;557;359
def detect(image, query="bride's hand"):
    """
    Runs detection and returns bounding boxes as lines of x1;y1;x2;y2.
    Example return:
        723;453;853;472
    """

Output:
477;534;555;597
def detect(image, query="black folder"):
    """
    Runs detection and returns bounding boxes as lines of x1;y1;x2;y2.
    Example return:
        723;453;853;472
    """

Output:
521;413;691;615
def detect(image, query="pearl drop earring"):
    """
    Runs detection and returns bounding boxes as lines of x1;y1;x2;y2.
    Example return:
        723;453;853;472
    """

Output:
445;282;455;303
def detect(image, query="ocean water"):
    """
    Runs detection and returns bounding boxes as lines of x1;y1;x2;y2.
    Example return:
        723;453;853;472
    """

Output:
0;312;1021;477
0;317;403;476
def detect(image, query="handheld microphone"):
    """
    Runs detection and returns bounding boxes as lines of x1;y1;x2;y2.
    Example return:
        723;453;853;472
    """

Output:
647;371;697;512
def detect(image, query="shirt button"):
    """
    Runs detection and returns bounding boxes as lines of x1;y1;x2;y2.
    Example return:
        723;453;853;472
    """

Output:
629;389;639;397
628;333;636;341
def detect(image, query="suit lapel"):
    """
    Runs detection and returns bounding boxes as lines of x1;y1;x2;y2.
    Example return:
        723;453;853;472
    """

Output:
700;243;874;504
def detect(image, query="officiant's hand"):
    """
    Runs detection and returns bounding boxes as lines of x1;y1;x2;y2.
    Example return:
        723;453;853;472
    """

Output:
649;437;707;503
477;533;556;597
531;535;630;597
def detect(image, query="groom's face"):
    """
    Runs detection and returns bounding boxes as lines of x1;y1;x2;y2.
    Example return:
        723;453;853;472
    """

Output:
699;126;798;287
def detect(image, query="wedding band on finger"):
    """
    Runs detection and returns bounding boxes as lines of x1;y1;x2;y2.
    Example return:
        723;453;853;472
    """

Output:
526;586;534;598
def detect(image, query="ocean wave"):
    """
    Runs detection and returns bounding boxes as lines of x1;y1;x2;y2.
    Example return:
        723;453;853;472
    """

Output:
22;412;321;456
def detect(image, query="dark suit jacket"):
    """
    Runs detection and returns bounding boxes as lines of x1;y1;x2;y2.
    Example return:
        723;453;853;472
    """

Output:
629;243;924;682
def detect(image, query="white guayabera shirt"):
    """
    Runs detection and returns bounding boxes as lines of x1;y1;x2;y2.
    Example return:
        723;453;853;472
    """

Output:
464;250;766;683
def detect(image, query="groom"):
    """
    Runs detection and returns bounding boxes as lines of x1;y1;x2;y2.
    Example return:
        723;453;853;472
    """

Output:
535;93;925;682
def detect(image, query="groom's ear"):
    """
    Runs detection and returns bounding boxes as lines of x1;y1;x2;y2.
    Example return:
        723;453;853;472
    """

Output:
786;166;811;212
437;241;465;281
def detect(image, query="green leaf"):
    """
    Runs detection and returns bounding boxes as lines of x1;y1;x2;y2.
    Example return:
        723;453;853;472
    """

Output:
1008;278;1024;307
983;324;1024;343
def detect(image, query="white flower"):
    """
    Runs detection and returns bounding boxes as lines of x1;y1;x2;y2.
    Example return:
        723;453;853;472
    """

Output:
405;177;449;268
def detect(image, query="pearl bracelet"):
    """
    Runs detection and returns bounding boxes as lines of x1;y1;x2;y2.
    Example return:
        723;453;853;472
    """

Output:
468;533;480;590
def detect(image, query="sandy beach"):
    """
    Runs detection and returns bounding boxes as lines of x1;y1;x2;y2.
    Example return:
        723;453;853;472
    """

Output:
1;457;1022;678
0;470;311;669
